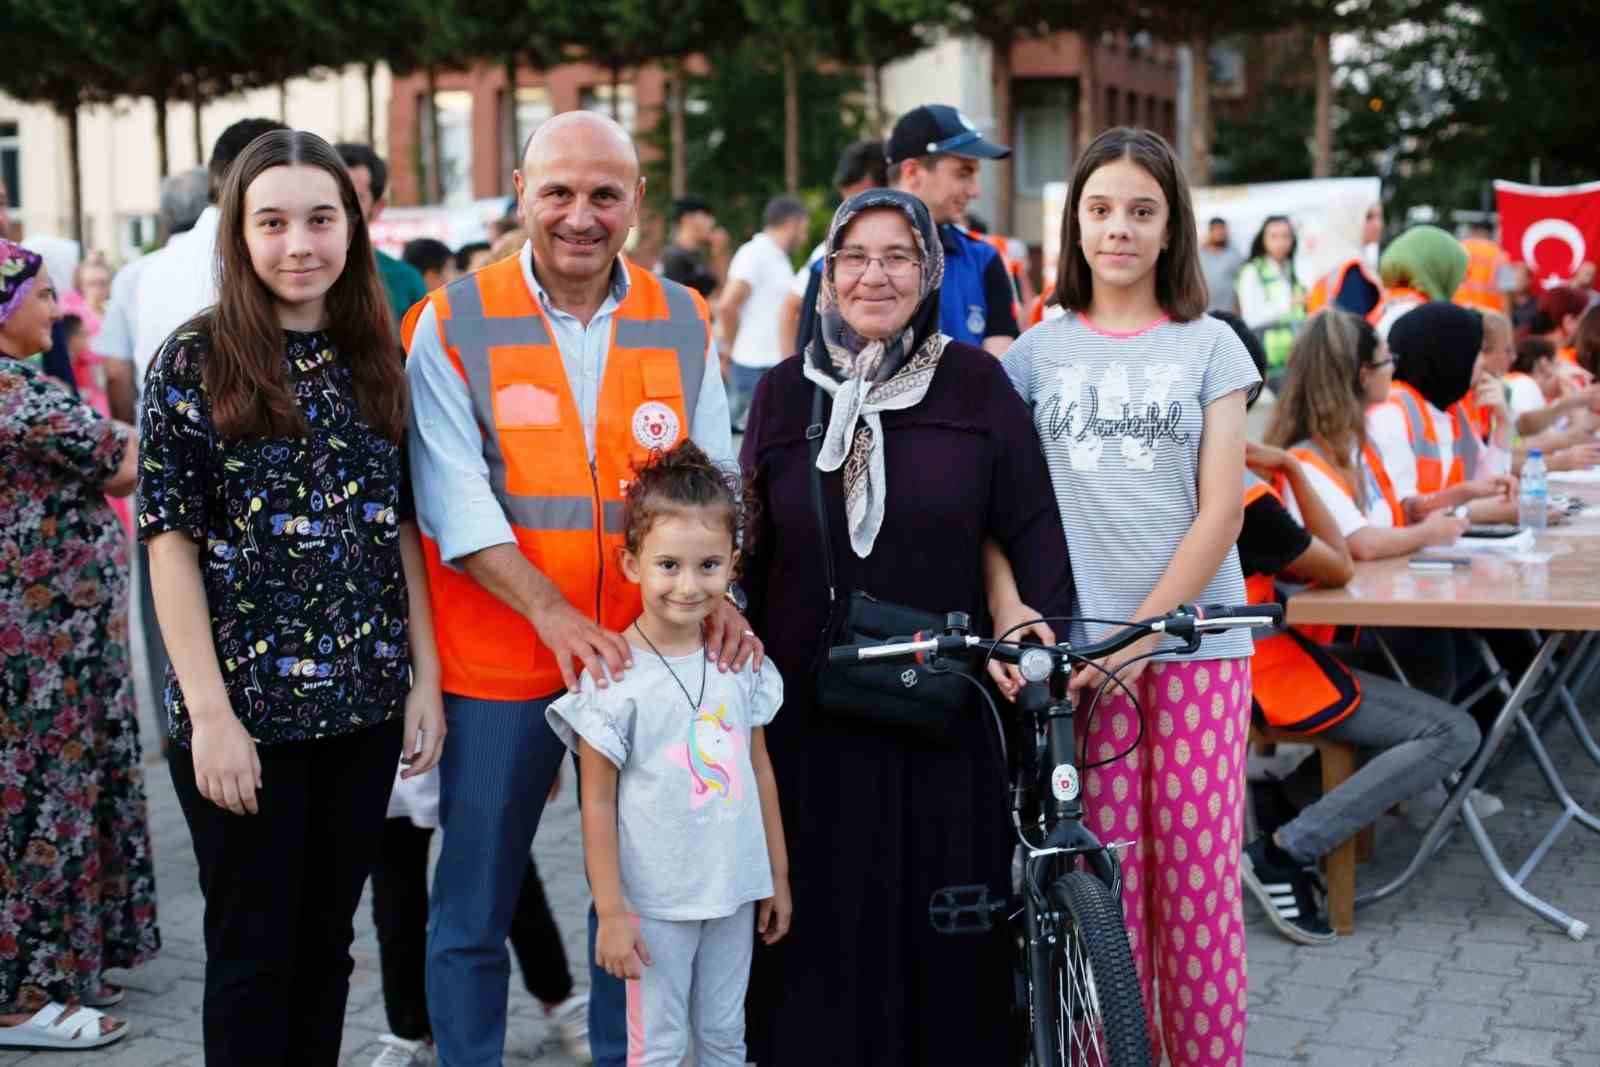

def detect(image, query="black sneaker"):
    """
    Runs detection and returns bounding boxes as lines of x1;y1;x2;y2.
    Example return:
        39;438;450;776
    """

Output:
1241;837;1338;945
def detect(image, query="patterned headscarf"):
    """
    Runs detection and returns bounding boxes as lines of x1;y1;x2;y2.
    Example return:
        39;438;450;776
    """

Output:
804;189;949;557
0;239;43;325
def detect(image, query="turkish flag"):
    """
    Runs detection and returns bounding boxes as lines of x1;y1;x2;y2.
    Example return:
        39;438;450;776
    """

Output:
1496;179;1600;290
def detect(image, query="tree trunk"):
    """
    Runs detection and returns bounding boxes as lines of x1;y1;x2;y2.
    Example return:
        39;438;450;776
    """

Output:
153;94;170;180
425;64;443;203
190;79;205;167
992;39;1015;234
505;52;521;182
1187;31;1213;186
1076;35;1099;157
1312;31;1332;178
782;45;800;196
610;64;623;123
62;101;83;245
364;62;377;146
278;80;290;124
872;62;888;132
667;63;687;198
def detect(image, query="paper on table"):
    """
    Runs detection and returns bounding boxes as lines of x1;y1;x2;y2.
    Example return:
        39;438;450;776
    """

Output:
1452;528;1538;553
1548;469;1600;485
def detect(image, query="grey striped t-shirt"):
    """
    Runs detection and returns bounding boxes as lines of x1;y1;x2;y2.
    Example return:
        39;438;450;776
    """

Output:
1002;311;1261;662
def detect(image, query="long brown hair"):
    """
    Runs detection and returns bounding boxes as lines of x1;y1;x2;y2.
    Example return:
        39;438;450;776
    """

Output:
200;129;406;442
1264;311;1376;490
1053;127;1208;322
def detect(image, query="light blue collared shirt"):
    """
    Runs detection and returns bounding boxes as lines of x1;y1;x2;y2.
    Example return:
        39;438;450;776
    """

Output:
407;241;733;563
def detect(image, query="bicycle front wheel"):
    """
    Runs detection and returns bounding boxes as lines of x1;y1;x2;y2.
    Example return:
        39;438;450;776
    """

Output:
1031;871;1151;1067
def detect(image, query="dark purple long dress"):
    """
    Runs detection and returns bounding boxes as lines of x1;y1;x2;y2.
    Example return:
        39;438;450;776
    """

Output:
741;342;1074;1067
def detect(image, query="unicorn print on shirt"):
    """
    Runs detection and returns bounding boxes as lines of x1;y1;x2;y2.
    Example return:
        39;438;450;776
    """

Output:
666;704;748;811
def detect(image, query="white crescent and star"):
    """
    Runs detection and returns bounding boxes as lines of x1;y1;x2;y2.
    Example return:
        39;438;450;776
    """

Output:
1521;217;1587;288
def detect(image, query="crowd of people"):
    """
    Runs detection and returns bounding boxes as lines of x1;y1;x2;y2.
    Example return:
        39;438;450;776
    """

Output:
3;93;1599;1067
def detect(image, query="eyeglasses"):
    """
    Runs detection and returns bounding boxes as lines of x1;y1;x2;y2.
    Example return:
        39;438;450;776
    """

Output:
831;250;922;279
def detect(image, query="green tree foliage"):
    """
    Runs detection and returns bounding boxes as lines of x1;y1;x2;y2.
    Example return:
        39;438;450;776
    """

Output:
643;39;867;247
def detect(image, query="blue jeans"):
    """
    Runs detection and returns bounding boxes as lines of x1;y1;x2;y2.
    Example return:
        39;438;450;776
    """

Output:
425;692;571;1066
727;362;769;431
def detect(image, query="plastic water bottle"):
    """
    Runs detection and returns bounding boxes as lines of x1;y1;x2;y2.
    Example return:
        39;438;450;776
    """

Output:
1519;450;1548;532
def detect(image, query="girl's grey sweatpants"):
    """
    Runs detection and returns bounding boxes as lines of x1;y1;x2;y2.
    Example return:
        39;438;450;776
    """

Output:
626;903;755;1066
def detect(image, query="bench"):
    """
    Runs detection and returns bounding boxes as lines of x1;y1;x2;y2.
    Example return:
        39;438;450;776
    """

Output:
1250;726;1375;935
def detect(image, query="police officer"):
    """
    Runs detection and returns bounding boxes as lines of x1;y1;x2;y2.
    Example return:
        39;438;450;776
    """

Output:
885;104;1020;354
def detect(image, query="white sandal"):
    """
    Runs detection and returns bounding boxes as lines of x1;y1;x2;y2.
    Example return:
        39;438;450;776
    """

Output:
0;1003;128;1050
85;982;125;1008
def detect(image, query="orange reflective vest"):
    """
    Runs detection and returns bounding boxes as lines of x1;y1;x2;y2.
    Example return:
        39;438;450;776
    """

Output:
1458;390;1492;442
1287;436;1405;530
1243;469;1361;733
1379;381;1481;495
1558;345;1579;366
401;255;712;700
1307;258;1381;316
1453;238;1509;315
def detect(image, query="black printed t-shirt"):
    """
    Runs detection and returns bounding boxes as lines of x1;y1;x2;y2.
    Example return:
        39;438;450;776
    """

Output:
136;326;413;746
1237;493;1314;579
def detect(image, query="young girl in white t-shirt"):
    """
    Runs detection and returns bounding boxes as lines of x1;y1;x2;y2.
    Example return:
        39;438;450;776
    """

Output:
997;127;1259;1066
547;442;788;1067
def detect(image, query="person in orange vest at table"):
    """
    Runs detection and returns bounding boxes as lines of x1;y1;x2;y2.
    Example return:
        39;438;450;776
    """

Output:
1502;335;1600;465
1365;303;1521;526
1209;310;1478;946
1264;310;1469;700
1452;220;1512;315
402;111;754;1067
1369;225;1468;340
1306;199;1385;319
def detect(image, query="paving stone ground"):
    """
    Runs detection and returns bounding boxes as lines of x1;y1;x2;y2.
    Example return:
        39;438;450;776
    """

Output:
8;652;1600;1064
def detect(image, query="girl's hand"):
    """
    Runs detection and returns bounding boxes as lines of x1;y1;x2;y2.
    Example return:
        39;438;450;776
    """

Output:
1067;632;1159;701
399;682;446;779
191;707;262;816
1464;474;1517;503
987;602;1057;701
1473;376;1509;422
1550;443;1600;471
596;914;651;980
758;876;793;945
1418;511;1470;547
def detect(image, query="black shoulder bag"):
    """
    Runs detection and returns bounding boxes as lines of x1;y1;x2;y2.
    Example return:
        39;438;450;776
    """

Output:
807;385;972;744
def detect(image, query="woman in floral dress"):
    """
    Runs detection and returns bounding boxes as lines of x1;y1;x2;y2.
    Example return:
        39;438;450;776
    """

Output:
0;239;158;1051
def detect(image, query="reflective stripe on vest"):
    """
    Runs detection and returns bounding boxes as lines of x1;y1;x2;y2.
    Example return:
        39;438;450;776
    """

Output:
407;255;711;700
441;275;705;535
1451;402;1483;480
1289;437;1405;529
1386;381;1462;494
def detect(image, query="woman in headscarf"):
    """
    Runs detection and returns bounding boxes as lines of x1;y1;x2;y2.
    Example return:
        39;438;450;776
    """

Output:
1370;225;1470;339
0;240;159;1051
1367;302;1517;525
739;190;1074;1066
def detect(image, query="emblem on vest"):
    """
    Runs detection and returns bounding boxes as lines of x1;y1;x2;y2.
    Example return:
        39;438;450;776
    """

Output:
966;304;985;336
631;401;682;451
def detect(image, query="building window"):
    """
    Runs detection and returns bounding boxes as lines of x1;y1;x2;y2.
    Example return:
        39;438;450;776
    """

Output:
1146;95;1158;131
1211;40;1247;99
500;86;552;178
0;122;19;209
419;90;474;205
580;84;636;132
1104;87;1120;129
1163;100;1176;142
1014;81;1074;197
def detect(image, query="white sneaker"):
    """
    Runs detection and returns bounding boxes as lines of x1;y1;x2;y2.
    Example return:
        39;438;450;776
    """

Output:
1401;784;1504;831
546;992;593;1065
372;1033;435;1067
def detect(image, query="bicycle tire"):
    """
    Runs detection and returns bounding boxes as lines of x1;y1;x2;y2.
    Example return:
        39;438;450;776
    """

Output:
1029;871;1151;1067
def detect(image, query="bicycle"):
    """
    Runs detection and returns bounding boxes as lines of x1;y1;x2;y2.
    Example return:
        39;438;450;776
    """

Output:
828;602;1279;1067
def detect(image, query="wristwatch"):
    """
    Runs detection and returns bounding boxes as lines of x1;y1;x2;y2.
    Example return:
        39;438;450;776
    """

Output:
724;584;748;614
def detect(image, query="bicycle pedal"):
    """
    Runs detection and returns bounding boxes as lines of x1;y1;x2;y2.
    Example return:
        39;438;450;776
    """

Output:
929;884;1000;934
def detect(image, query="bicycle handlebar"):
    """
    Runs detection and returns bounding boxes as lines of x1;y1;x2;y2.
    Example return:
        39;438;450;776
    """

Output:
825;603;1283;669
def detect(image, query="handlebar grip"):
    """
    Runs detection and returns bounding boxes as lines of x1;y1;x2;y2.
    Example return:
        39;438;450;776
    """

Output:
828;645;865;665
1191;603;1284;626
